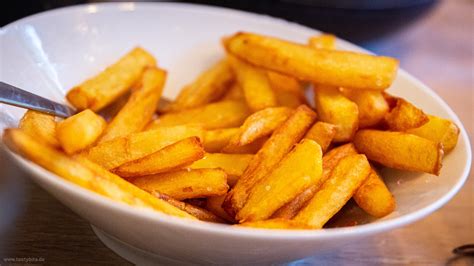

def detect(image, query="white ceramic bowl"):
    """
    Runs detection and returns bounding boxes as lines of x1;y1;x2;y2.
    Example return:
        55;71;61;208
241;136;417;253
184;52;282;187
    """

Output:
1;3;471;265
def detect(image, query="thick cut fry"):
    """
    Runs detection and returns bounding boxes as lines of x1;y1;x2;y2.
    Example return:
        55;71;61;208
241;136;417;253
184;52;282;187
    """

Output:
202;128;239;152
406;115;459;152
132;169;229;200
224;32;398;90
153;192;225;223
237;139;323;222
354;130;443;175
224;105;317;217
56;109;106;154
190;153;252;177
207;194;236;223
166;59;234;112
19;110;59;148
224;107;293;148
239;219;311;229
99;67;166;142
3;129;194;219
221;136;268;154
304;122;337;153
228;55;277;111
67;47;156;111
221;83;245;101
272;143;358;219
313;86;359;142
267;71;302;94
294;154;371;228
308;34;336;50
275;90;306;108
114;137;205;177
354;168;396;217
341;88;389;128
84;125;204;170
384;98;429;131
149;100;251;130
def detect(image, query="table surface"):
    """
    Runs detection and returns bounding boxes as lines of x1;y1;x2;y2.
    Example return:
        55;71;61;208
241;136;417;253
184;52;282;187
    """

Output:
1;1;472;265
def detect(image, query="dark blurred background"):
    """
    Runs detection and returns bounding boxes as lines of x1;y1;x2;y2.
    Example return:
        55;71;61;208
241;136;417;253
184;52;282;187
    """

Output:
3;0;439;45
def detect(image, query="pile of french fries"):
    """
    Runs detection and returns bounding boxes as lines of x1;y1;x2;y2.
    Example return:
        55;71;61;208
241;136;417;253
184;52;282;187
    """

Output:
3;32;460;229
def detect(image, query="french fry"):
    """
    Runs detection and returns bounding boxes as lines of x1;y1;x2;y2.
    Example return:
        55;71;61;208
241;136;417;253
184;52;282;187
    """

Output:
224;107;293;149
354;130;443;175
275;90;306;108
384;98;429;131
221;136;268;154
228;55;277;111
221;83;245;101
156;97;172;114
308;34;336;50
237;139;323;222
223;105;317;217
266;71;305;108
84;125;204;170
19;110;59;148
132;169;229;200
149;100;251;130
67;47;156;111
190;153;252;177
206;194;236;223
202;128;239;152
153;192;226;223
238;219;311;229
353;168;396;217
294;154;371;228
224;32;399;90
340;88;389;128
99;67;166;142
166;59;234;112
406;115;460;152
3;129;194;219
272;143;358;219
114;137;205;177
313;86;359;142
56;109;106;154
304;122;337;153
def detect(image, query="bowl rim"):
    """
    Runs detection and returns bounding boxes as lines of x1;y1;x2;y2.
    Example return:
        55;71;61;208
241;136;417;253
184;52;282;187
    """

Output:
1;2;472;240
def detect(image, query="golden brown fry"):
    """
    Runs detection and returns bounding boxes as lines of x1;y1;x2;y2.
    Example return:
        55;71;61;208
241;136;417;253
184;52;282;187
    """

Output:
237;139;323;222
56;109;106;154
223;105;317;217
149;100;251;130
224;32;398;90
313;86;359;142
190;153;252;177
308;34;336;50
267;71;302;94
132;169;229;200
354;130;443;175
99;67;166;142
275;90;306;108
224;107;293;149
406;115;460;152
228;55;277;111
84;125;204;170
341;88;389;128
221;136;268;154
202;128;239;152
153;192;226;223
206;194;236;223
294;154;371;228
354;168;396;218
221;83;245;101
19;110;59;148
238;218;311;229
304;122;337;153
384;98;429;131
3;128;194;219
67;47;156;111
166;59;234;112
114;137;205;177
272;143;358;219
